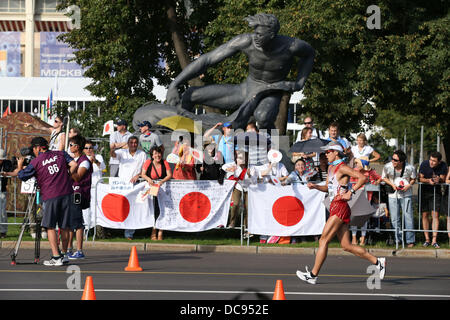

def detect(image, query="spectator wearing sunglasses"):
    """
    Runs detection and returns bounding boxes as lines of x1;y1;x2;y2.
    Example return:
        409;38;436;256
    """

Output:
295;116;322;142
382;150;416;247
67;135;93;260
24;115;66;151
83;140;106;187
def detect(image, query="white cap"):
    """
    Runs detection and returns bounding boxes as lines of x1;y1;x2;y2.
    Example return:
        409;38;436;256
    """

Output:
320;141;344;153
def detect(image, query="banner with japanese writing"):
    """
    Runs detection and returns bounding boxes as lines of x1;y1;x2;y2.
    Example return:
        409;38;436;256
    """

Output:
156;180;235;232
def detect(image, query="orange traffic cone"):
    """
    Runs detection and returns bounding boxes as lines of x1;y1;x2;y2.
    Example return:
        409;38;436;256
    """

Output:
81;276;96;300
272;280;286;300
124;246;143;271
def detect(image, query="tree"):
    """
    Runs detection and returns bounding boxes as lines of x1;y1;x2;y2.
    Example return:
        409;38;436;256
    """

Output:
57;0;220;135
202;0;449;159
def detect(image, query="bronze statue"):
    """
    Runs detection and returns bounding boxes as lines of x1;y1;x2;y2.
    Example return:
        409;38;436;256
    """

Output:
134;13;315;131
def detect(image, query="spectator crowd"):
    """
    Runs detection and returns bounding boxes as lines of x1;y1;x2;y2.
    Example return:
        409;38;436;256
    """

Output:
1;116;449;261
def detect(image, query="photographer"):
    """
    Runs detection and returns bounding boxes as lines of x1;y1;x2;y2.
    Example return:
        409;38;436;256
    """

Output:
6;137;78;266
0;149;13;238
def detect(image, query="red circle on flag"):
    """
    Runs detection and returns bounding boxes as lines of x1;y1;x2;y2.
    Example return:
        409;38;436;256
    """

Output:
101;194;130;222
272;196;304;226
179;192;211;223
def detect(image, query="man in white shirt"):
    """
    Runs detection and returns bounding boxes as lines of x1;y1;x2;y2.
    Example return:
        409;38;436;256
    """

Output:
110;136;146;240
111;136;146;184
109;119;133;177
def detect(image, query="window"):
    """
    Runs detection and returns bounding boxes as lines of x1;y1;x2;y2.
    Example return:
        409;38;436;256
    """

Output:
0;0;26;13
9;100;17;113
17;99;23;112
36;0;61;13
24;100;31;113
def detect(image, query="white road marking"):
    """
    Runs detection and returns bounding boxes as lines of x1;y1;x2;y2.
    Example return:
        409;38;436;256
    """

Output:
0;288;449;299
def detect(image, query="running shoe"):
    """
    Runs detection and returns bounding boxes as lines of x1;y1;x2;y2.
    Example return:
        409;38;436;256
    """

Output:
296;266;317;285
376;257;386;280
68;251;85;260
43;256;63;266
61;253;70;264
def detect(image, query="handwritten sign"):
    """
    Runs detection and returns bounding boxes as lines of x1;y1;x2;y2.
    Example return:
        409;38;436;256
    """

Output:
109;177;133;193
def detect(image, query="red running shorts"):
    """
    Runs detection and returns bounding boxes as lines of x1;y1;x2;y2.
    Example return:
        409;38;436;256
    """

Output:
329;198;351;224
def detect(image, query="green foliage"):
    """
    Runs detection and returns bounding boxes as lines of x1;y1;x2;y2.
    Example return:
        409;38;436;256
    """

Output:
56;0;449;160
56;0;221;137
202;0;449;142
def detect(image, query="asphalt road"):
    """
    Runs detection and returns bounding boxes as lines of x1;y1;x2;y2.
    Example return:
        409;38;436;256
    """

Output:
1;248;449;301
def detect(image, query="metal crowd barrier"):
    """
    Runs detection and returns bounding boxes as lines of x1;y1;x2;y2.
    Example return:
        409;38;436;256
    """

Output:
349;182;450;249
3;176;449;249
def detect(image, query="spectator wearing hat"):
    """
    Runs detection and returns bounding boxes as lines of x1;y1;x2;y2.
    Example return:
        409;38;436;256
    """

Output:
0;149;13;238
138;120;164;158
6;137;78;266
204;122;234;164
109;119;132;177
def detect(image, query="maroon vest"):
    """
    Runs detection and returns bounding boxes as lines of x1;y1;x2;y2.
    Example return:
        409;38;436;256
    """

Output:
72;154;93;204
30;151;73;201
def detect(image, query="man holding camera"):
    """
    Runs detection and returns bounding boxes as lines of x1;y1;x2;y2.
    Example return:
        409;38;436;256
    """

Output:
7;137;78;266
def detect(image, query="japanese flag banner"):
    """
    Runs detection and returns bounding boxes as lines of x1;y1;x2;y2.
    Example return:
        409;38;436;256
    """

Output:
102;120;114;136
248;183;326;236
95;181;155;229
156;180;235;232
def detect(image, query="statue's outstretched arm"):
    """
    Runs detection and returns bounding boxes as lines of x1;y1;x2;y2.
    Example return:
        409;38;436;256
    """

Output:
292;39;315;91
166;34;251;106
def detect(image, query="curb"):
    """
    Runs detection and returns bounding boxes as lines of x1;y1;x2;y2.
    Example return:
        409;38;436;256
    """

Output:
1;241;449;259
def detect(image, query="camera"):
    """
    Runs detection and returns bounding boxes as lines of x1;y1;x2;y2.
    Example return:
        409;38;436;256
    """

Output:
11;147;35;169
73;192;81;205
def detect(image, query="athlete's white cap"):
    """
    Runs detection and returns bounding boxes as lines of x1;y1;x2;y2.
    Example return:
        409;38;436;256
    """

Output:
320;141;344;153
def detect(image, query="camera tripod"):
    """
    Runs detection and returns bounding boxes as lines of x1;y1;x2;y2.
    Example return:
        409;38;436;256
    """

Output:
10;182;41;265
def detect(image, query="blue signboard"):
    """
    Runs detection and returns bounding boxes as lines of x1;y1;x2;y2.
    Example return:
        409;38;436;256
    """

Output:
40;32;84;77
0;32;21;77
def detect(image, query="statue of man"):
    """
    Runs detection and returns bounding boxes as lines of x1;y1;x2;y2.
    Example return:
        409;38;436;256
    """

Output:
166;13;315;130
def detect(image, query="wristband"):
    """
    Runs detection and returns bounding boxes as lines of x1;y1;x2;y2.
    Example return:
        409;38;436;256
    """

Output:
350;188;356;195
